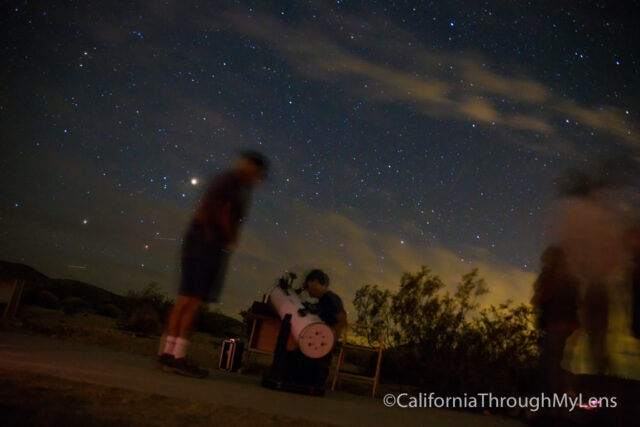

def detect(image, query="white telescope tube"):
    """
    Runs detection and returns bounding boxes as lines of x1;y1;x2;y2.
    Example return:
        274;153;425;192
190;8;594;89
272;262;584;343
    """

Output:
269;286;334;358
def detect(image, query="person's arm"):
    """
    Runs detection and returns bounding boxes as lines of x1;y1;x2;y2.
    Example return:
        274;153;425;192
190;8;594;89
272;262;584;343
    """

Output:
197;200;236;246
193;180;220;242
193;207;215;242
220;201;237;248
331;310;348;341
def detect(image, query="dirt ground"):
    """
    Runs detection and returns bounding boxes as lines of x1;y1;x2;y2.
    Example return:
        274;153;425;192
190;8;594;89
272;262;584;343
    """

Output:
8;305;633;426
0;369;336;427
0;305;225;368
0;305;363;380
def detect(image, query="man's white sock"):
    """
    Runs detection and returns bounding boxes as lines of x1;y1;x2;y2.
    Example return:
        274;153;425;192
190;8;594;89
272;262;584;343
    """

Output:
163;336;177;355
173;337;189;359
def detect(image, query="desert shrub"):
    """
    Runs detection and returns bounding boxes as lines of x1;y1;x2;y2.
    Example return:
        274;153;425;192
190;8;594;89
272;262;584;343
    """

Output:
118;303;162;335
197;308;244;338
62;297;92;316
125;282;172;320
122;283;245;338
95;303;123;319
354;267;539;396
35;289;60;309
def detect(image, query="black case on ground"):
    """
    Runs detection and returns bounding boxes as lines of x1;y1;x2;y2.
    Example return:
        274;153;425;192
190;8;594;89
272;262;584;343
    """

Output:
219;339;243;372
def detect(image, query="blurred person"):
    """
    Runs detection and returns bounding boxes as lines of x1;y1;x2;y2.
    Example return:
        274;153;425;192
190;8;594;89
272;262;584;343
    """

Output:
554;172;629;375
157;151;268;377
626;224;640;339
531;246;580;394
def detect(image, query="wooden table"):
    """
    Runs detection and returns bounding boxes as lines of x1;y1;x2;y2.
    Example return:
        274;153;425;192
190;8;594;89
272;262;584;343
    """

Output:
244;302;298;362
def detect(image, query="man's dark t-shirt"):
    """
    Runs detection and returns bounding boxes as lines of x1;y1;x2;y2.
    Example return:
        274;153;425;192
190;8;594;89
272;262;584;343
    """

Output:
194;170;250;246
179;170;250;302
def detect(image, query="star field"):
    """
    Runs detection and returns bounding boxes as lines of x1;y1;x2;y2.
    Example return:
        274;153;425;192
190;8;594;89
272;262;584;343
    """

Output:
1;0;638;315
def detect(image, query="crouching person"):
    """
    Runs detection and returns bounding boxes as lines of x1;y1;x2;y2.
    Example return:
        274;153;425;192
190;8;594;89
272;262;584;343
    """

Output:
285;269;347;387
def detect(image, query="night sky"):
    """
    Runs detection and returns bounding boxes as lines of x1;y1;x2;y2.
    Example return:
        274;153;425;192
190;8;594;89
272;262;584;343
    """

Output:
1;1;638;322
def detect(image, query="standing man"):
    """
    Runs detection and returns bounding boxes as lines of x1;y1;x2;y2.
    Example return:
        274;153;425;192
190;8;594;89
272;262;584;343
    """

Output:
553;173;626;375
531;246;580;395
158;151;268;377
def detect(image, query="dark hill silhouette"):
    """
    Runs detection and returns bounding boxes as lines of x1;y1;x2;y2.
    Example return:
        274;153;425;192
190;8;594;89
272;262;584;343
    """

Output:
0;260;128;308
0;260;50;287
0;260;244;337
49;278;128;307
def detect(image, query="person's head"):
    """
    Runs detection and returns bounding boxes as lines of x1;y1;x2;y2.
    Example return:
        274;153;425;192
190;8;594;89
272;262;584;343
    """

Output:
558;170;610;200
303;269;330;298
236;150;269;187
540;246;566;271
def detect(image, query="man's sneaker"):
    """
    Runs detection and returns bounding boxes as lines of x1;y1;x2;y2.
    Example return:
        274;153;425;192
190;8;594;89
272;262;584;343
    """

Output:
172;357;209;378
157;353;175;370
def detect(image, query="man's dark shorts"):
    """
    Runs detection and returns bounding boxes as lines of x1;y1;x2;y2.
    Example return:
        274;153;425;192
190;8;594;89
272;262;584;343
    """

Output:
179;223;229;302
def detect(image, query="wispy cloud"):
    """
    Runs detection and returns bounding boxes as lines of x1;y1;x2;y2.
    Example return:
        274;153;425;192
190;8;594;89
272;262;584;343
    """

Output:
226;201;536;315
226;10;636;149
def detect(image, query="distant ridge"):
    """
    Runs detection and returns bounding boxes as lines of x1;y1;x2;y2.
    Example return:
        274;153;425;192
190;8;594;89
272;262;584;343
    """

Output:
0;260;244;337
0;260;129;308
0;260;50;286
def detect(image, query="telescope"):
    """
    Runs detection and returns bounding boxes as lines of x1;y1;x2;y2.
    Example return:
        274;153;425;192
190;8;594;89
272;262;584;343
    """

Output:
251;271;333;395
268;272;334;359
